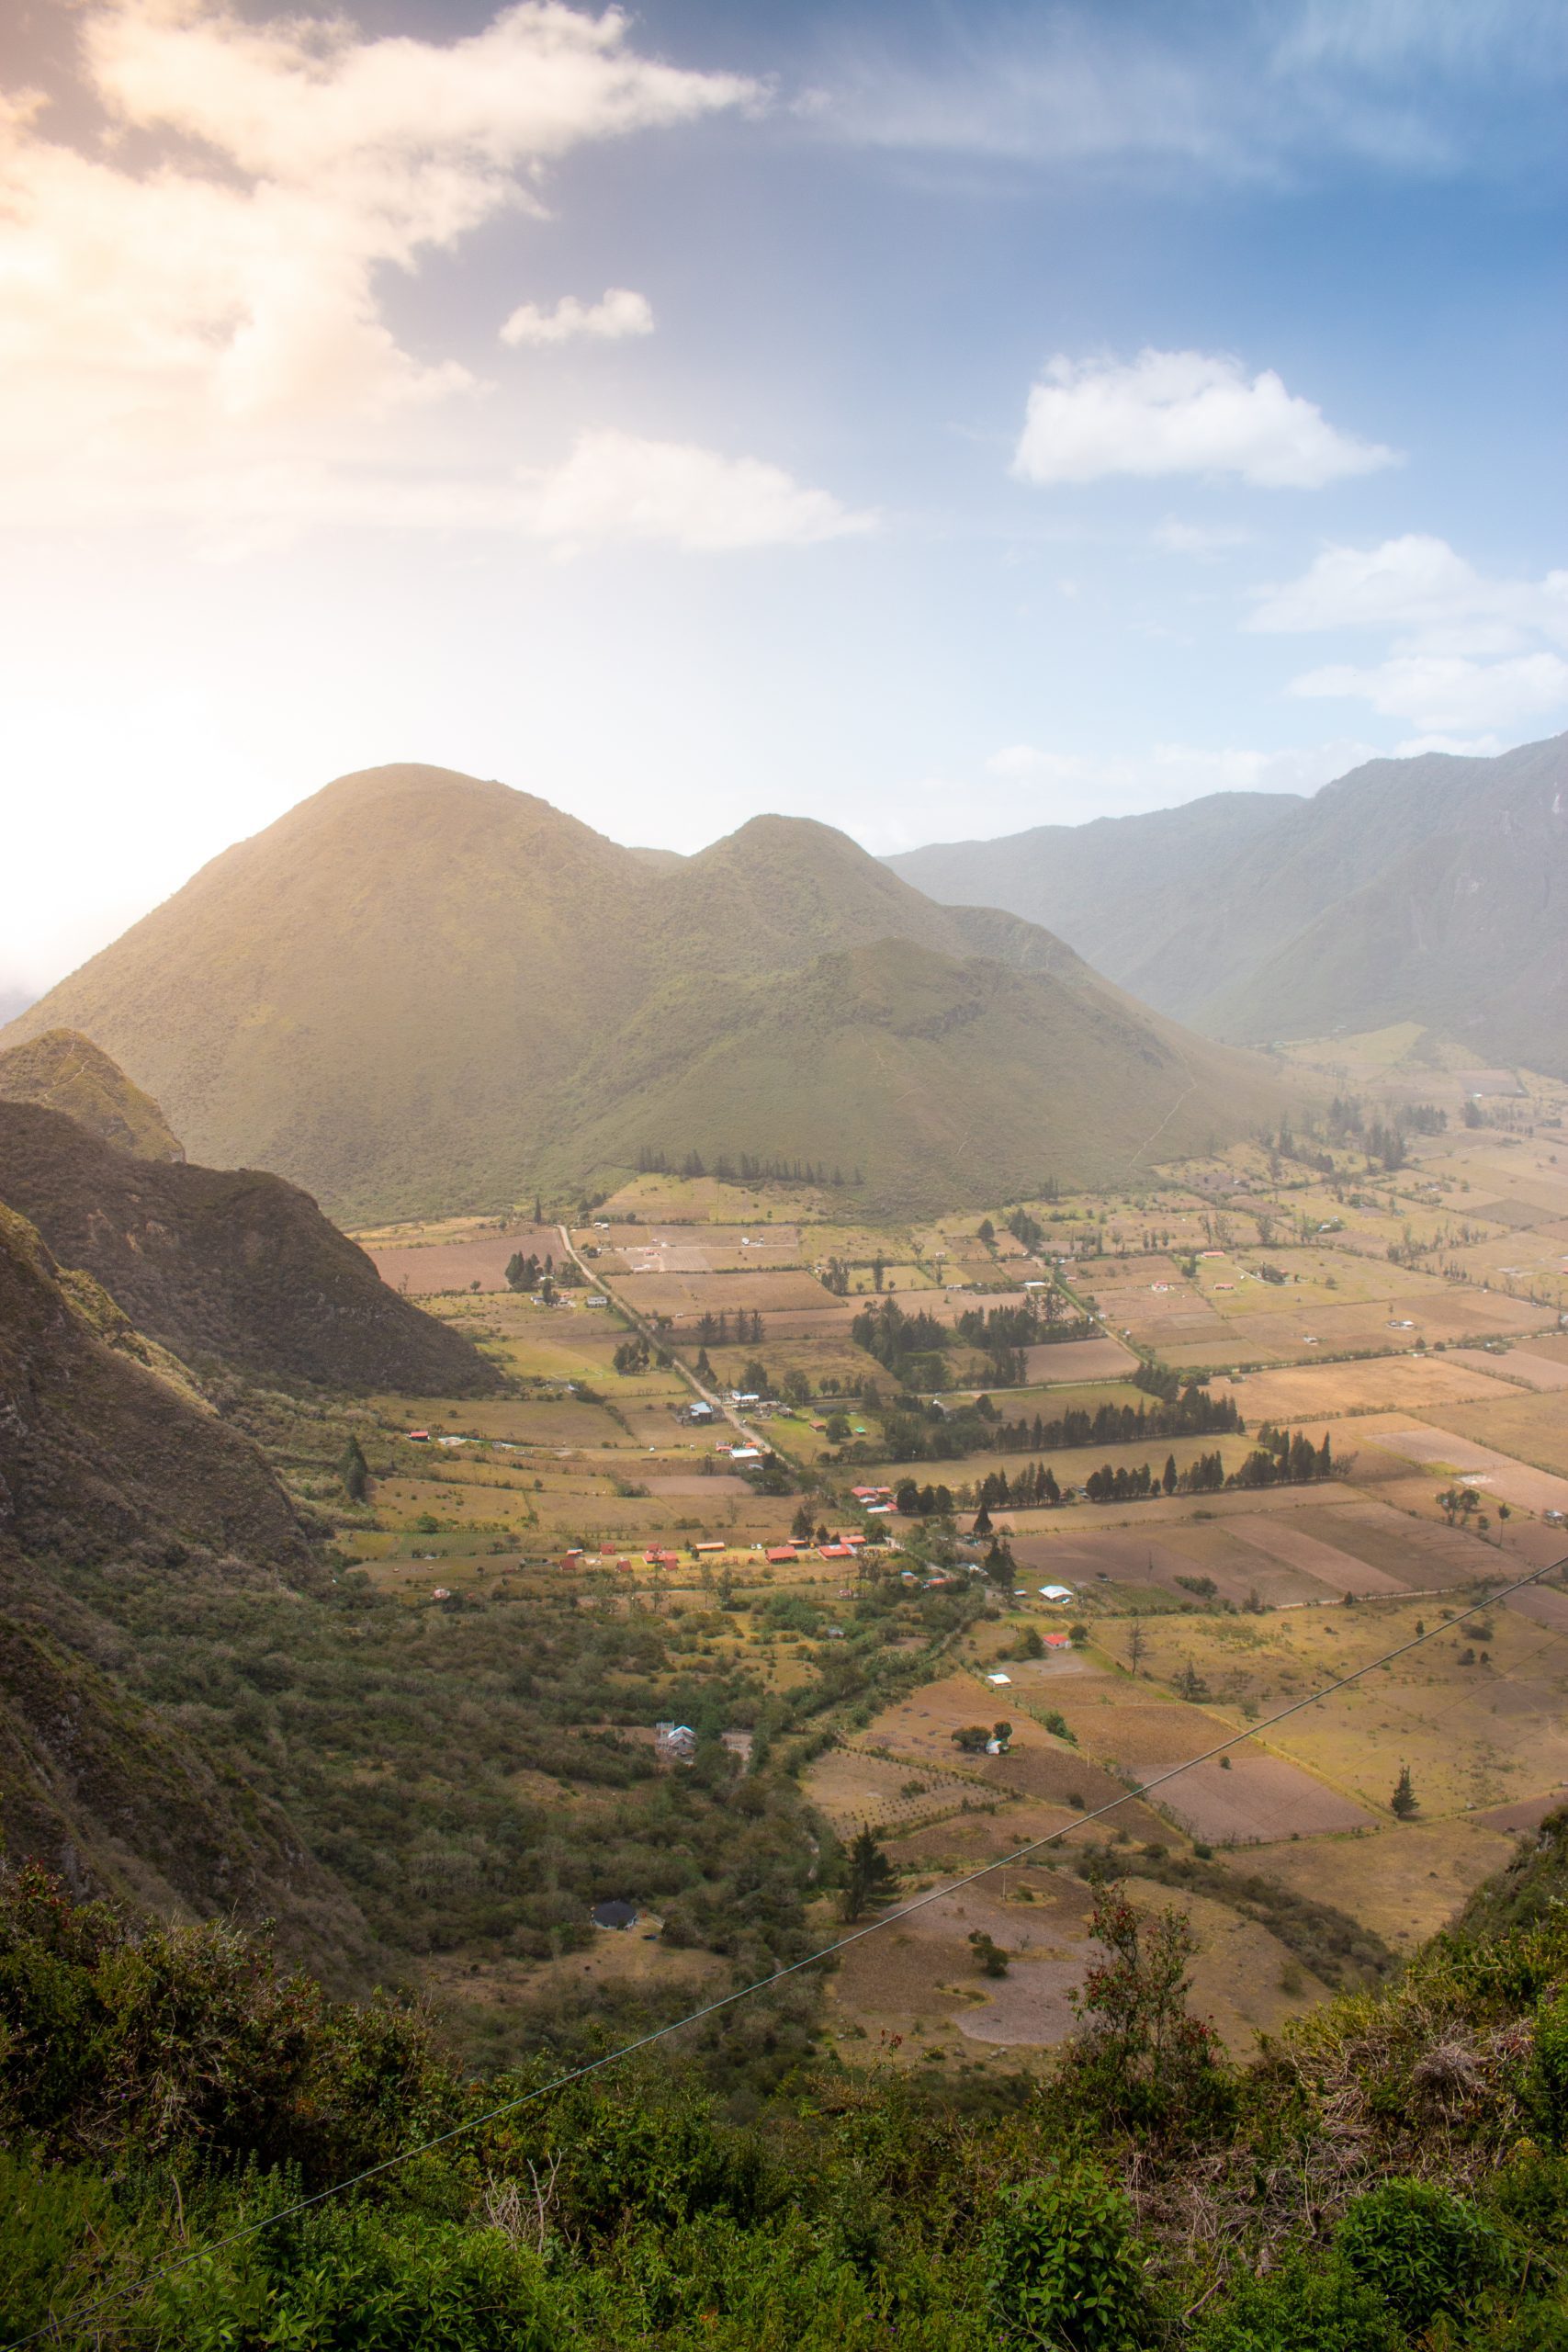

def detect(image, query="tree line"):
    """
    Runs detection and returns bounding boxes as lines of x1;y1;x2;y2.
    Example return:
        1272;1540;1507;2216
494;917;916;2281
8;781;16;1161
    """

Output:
635;1147;859;1186
874;1382;1240;1466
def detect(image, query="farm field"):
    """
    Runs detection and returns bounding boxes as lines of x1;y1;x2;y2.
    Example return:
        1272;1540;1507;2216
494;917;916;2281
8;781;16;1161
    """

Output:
1420;1389;1568;1478
329;1080;1568;2065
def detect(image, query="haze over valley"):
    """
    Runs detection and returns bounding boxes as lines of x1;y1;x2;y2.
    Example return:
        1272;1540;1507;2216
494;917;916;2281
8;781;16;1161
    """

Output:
4;1;1567;2342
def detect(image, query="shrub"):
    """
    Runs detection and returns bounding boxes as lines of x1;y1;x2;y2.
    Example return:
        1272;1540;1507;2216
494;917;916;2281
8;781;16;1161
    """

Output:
1335;2178;1506;2333
1190;2253;1399;2351
985;2164;1149;2350
1529;1988;1568;2143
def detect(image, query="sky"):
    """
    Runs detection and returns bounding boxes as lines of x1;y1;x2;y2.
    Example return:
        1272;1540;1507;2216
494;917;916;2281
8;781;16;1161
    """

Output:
2;0;1565;1002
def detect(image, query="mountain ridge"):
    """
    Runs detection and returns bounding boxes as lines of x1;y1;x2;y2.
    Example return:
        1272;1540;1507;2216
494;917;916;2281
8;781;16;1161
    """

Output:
886;732;1568;1072
0;1099;503;1393
1;764;1293;1219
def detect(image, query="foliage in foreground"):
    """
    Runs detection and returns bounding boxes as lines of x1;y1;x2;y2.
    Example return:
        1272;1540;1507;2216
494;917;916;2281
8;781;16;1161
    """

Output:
7;1816;1568;2346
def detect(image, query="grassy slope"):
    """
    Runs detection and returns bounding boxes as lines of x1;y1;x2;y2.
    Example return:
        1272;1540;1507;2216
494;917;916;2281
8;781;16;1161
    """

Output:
0;767;1290;1222
557;935;1286;1211
0;1027;186;1159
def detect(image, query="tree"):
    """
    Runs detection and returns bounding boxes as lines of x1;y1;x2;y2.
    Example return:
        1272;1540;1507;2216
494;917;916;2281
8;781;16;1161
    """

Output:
984;1538;1017;1589
338;1434;369;1503
840;1826;896;1920
1126;1621;1147;1673
1391;1762;1417;1819
791;1500;815;1541
953;1725;991;1753
968;1928;1010;1977
1066;1885;1229;2130
976;1218;996;1246
972;1500;994;1537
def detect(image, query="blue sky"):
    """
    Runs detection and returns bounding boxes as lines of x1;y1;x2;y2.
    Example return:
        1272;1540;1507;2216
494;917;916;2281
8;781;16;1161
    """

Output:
3;0;1564;997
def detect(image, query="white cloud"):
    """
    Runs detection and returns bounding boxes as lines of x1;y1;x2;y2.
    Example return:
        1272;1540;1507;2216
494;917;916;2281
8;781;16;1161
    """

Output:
501;287;654;346
1249;535;1568;651
518;430;873;553
1250;537;1568;733
0;1;869;552
1013;351;1397;491
1291;652;1568;733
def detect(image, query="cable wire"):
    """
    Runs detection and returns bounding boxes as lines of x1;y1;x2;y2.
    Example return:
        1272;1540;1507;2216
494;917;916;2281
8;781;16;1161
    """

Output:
11;1549;1565;2350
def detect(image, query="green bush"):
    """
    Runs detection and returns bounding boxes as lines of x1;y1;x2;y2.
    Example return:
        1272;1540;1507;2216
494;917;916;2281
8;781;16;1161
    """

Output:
1189;2253;1399;2350
1335;2178;1506;2333
1529;1990;1568;2143
984;2164;1150;2350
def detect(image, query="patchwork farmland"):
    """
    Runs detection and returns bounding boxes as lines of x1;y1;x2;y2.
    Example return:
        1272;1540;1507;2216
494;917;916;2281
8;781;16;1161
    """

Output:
340;1042;1568;2070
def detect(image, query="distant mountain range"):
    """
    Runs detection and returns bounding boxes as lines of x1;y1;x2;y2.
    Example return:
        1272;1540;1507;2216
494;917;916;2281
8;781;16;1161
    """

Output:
886;733;1568;1076
0;765;1292;1221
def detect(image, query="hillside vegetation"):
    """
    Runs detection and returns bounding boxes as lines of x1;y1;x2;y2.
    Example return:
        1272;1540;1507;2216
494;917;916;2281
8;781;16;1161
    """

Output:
889;730;1568;1072
9;1814;1568;2346
0;1026;185;1159
0;1099;501;1393
0;765;1291;1221
0;1200;308;1570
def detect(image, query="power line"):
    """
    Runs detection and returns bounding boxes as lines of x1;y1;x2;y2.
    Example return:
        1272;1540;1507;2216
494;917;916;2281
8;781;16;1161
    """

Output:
11;1551;1564;2351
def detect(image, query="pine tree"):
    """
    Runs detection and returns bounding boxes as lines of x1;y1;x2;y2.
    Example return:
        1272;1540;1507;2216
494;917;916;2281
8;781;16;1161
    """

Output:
840;1826;896;1921
338;1434;369;1503
1391;1763;1417;1819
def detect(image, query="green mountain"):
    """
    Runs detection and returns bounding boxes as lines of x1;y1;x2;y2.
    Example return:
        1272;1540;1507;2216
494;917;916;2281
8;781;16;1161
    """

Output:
0;1199;307;1568
0;1100;501;1393
888;732;1568;1071
0;764;1290;1220
0;1201;375;1955
0;1025;186;1159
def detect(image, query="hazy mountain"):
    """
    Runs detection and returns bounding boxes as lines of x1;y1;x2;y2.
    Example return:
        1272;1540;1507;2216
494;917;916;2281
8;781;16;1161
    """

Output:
0;1100;502;1393
887;734;1568;1073
886;790;1304;986
0;1026;186;1159
1;763;1291;1218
